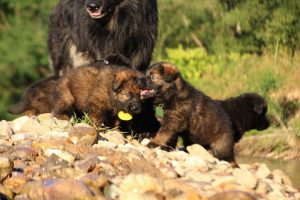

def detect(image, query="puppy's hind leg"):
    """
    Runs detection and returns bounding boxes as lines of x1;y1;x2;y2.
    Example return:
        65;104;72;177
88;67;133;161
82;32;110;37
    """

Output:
85;103;106;127
52;82;75;120
210;131;238;167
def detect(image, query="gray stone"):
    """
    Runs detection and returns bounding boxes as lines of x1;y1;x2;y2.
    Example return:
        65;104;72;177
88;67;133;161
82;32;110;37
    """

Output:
17;181;44;198
119;174;163;194
255;181;272;196
141;138;151;146
100;131;125;145
0;156;13;182
69;124;98;145
3;173;29;190
11;116;31;132
81;173;108;190
267;191;286;199
43;179;96;200
120;193;160;200
160;166;178;179
272;169;293;186
0;120;13;140
233;168;258;189
182;156;209;172
36;113;53;123
186;144;215;161
21;179;96;200
209;191;257;200
44;154;71;172
166;150;189;161
74;156;99;173
12;147;39;161
11;133;36;142
13;160;27;172
52;118;72;131
0;139;12;146
185;171;213;183
255;163;271;179
0;184;14;200
12;117;51;135
94;140;117;149
0;144;13;154
39;131;69;140
103;184;119;199
211;176;237;188
44;149;75;163
31;140;64;154
37;113;72;132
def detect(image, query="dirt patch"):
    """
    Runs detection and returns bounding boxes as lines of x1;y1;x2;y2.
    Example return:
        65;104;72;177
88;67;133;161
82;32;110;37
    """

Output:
235;131;300;160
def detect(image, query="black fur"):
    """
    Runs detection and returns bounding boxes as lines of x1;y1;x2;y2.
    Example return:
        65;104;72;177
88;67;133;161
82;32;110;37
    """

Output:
48;0;158;75
217;93;270;142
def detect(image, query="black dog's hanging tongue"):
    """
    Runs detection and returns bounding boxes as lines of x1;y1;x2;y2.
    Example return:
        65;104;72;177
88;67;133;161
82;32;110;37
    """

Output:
118;111;133;121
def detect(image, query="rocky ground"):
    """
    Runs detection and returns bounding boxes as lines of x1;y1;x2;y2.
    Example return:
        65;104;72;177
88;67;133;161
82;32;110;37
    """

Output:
0;114;299;200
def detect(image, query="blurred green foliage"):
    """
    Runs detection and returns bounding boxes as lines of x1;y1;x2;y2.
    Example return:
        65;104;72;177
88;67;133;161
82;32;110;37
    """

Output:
0;0;58;119
155;0;300;57
163;46;249;86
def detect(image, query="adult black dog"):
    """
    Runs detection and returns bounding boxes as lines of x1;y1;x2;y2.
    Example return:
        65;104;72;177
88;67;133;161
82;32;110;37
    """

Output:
48;0;158;75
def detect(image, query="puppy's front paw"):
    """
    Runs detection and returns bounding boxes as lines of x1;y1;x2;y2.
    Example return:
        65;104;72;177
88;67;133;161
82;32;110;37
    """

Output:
147;141;173;151
147;141;160;148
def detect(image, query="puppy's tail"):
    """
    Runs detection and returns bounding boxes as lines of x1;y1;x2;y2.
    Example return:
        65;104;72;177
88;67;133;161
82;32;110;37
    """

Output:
8;101;28;115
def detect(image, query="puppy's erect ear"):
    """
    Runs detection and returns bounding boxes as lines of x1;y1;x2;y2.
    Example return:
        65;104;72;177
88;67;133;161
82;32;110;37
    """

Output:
162;63;179;83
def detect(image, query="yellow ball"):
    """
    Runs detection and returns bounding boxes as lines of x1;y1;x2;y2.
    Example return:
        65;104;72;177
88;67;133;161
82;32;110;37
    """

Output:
118;111;133;121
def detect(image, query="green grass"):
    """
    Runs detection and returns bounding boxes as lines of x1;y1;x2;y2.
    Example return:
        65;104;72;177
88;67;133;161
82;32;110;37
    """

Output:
70;112;115;132
272;141;290;153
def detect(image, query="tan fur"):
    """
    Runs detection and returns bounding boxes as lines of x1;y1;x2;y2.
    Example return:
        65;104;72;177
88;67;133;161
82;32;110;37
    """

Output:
52;65;144;127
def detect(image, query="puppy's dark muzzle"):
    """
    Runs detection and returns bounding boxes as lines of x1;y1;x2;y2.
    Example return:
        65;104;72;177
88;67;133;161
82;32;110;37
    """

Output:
136;78;147;89
128;100;142;114
258;119;270;130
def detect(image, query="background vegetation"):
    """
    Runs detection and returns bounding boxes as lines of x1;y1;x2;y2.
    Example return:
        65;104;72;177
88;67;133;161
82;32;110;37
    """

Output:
0;0;299;136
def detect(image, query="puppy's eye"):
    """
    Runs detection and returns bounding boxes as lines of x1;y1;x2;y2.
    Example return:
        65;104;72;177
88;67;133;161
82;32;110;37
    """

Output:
150;74;157;81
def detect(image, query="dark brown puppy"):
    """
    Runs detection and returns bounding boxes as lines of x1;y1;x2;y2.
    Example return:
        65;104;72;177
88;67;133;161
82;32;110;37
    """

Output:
138;62;236;164
8;76;59;116
52;64;144;127
216;93;270;142
8;54;131;117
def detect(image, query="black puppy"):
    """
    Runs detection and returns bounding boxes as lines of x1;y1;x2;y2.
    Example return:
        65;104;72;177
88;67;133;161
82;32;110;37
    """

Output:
217;93;270;142
48;0;158;75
